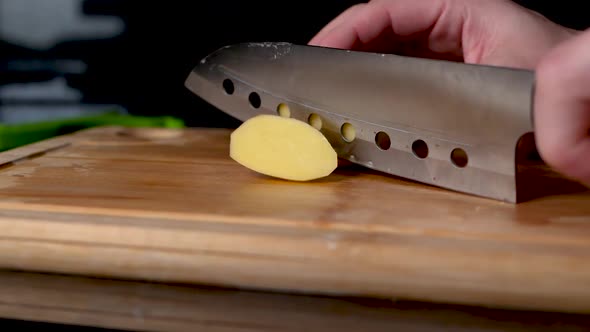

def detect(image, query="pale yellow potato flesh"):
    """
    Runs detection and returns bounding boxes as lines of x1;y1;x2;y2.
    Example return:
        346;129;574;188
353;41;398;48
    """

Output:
230;114;338;181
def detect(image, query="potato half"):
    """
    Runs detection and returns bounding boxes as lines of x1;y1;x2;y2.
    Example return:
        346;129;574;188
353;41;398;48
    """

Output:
230;114;338;181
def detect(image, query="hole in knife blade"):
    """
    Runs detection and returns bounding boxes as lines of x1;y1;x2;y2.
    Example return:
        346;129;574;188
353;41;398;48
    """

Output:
277;103;291;117
451;148;468;167
249;92;261;109
375;131;391;150
341;123;355;142
222;79;234;95
308;113;322;130
412;140;428;159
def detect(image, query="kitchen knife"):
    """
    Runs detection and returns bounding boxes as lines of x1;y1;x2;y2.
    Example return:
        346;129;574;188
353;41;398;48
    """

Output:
185;42;536;203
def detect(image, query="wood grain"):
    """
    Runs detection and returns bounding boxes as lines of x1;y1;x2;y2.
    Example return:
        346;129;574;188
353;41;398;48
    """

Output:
0;270;589;332
0;126;588;313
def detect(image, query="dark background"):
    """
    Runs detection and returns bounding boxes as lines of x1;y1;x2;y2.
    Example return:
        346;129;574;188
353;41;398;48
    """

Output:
1;0;589;130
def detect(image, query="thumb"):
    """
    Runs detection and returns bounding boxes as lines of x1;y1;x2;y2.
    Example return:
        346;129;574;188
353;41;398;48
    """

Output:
534;29;590;186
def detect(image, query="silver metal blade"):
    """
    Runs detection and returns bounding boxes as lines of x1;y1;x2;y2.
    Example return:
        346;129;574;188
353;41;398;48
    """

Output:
185;42;535;203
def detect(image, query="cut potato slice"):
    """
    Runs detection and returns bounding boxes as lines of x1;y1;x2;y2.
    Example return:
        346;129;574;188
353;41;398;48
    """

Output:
230;114;337;181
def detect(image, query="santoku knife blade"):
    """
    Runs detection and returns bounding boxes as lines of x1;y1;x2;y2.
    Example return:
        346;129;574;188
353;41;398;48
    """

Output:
185;42;536;203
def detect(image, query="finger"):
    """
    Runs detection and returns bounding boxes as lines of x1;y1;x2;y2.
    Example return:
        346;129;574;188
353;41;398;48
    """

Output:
312;2;392;50
309;3;367;46
534;29;590;185
309;0;464;56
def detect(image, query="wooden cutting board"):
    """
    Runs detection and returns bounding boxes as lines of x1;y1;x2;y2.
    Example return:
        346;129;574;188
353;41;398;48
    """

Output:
2;270;590;332
0;126;589;313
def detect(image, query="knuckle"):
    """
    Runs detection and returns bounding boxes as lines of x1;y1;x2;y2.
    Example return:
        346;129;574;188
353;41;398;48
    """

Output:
537;49;564;76
536;31;590;86
536;50;568;87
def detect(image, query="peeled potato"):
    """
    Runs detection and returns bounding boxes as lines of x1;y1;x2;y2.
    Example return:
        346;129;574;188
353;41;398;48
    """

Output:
230;114;337;181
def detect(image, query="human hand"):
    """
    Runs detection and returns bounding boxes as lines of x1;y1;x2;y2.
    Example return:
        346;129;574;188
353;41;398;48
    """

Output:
310;0;590;186
309;0;578;69
534;29;590;186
